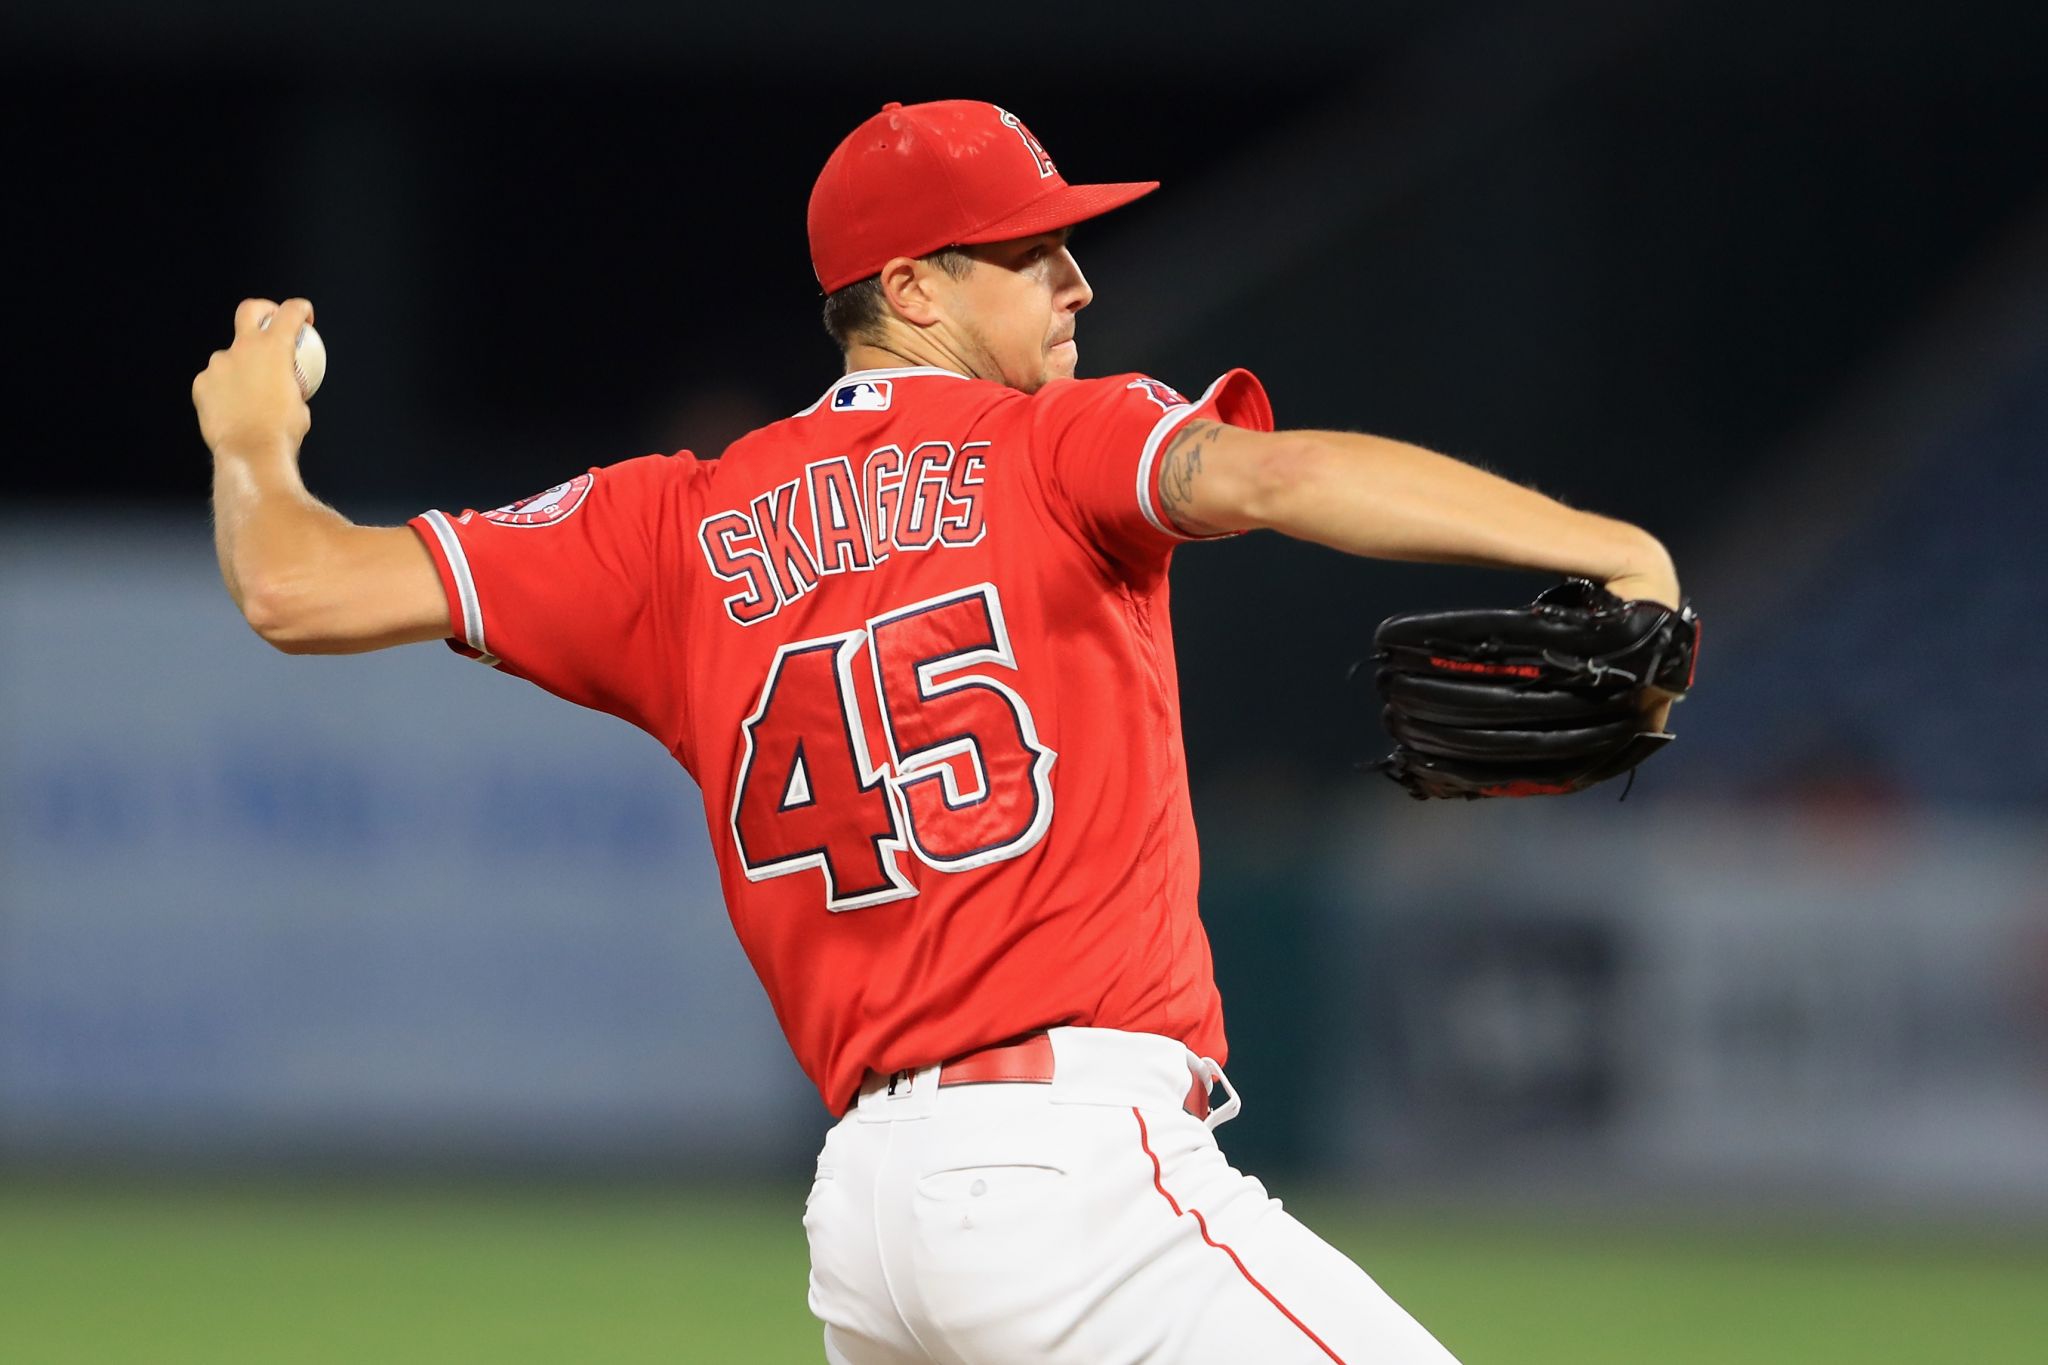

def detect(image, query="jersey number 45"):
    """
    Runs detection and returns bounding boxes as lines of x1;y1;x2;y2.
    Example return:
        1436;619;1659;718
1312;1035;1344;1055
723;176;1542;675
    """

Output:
729;583;1056;910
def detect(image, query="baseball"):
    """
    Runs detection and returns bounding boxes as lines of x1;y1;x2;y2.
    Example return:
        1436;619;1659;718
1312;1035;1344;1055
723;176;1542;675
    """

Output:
293;322;327;401
258;313;327;400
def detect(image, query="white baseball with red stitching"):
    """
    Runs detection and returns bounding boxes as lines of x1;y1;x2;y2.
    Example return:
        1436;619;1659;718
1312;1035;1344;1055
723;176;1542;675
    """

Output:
291;322;326;400
256;313;326;400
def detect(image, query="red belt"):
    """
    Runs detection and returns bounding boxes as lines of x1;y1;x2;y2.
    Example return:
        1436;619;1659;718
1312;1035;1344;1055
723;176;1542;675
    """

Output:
936;1031;1212;1120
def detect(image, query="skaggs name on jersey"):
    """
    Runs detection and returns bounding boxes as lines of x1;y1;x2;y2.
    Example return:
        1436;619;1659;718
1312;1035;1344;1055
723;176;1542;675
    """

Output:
698;441;989;626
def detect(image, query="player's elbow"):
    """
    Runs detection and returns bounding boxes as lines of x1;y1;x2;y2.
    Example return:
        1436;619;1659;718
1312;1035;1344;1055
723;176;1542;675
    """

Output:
1234;432;1332;529
239;577;328;654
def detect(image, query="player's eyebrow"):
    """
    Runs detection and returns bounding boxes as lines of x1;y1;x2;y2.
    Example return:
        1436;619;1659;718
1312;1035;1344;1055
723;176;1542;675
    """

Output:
1014;227;1073;259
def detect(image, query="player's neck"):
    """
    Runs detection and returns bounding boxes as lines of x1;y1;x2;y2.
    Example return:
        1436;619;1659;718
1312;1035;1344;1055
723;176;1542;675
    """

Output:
842;333;982;383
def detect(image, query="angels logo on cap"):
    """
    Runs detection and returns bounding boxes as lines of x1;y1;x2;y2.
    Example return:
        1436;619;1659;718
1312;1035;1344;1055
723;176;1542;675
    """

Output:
996;107;1057;179
481;472;595;527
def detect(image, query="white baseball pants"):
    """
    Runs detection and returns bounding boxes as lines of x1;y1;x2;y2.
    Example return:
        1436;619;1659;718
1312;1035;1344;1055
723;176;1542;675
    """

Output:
803;1027;1461;1364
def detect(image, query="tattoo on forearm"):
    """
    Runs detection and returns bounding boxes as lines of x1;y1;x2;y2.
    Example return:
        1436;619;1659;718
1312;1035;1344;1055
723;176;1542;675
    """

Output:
1157;420;1229;535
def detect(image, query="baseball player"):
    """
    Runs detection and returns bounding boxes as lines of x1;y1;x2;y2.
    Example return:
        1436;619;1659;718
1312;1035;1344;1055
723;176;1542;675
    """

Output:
192;100;1681;1363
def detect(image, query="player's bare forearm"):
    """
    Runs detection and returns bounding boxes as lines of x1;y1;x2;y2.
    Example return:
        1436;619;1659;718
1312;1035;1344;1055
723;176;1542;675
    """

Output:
1158;421;1679;608
195;297;449;654
210;444;445;653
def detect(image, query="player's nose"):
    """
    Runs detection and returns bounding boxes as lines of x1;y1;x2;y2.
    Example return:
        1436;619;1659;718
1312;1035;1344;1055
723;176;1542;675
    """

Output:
1057;247;1094;312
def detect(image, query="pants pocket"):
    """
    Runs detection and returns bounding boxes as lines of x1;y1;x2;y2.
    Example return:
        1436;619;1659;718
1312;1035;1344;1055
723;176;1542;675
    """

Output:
909;1161;1089;1357
915;1161;1062;1203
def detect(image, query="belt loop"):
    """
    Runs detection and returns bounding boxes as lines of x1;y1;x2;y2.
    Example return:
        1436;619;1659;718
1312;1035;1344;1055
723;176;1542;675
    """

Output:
1193;1056;1242;1131
856;1062;940;1120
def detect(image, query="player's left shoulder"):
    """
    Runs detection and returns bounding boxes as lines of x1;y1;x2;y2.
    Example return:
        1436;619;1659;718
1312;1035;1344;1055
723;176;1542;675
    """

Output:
1031;370;1276;434
1024;372;1181;422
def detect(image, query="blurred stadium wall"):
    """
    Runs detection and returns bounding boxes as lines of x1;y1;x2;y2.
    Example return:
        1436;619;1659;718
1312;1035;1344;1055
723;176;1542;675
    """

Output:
6;510;2045;1211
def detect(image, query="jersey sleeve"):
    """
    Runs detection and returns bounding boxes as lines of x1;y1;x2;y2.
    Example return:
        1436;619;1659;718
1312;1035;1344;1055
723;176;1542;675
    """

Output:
1029;369;1274;575
407;454;687;737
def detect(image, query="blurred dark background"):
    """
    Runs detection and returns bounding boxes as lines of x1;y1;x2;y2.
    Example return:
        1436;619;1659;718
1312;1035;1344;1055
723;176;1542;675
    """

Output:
12;1;2048;787
5;4;2048;1360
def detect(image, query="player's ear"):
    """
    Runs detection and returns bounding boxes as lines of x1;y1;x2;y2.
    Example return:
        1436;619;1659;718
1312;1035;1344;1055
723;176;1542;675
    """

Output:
877;256;945;329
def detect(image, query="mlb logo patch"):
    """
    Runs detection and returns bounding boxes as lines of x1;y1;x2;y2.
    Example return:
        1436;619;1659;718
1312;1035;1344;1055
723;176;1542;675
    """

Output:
832;379;893;412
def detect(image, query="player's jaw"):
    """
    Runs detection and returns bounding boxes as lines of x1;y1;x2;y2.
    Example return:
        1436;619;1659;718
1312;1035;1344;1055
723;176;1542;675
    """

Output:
1046;322;1080;382
952;230;1092;393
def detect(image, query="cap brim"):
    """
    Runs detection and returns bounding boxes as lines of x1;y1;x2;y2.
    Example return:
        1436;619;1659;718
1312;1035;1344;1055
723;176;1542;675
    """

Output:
953;180;1160;245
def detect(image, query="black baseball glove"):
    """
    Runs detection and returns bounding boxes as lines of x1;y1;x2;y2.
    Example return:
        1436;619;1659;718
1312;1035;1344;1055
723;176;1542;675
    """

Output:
1366;579;1700;800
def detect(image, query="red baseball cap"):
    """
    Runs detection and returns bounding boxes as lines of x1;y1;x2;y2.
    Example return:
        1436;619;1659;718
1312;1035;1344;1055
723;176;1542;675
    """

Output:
808;100;1159;293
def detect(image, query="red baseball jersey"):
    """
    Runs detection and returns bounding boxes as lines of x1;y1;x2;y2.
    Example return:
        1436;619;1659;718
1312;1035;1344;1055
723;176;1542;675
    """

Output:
410;365;1273;1112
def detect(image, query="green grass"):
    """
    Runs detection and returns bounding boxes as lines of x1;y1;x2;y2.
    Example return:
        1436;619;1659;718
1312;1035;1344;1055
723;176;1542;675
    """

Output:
2;1183;2043;1363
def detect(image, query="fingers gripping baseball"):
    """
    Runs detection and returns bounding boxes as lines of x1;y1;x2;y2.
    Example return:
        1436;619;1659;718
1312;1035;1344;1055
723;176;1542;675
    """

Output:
234;296;282;336
193;297;317;456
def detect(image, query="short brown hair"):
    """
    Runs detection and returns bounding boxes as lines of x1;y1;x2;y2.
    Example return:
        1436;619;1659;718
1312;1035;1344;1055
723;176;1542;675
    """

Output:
821;248;976;350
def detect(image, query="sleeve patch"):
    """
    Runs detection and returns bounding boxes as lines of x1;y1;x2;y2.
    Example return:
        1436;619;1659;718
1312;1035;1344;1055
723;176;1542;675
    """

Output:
1126;377;1188;411
481;471;596;527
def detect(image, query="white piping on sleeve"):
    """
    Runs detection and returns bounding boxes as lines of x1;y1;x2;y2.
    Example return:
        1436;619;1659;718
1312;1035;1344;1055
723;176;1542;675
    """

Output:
1134;374;1237;541
419;510;494;662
